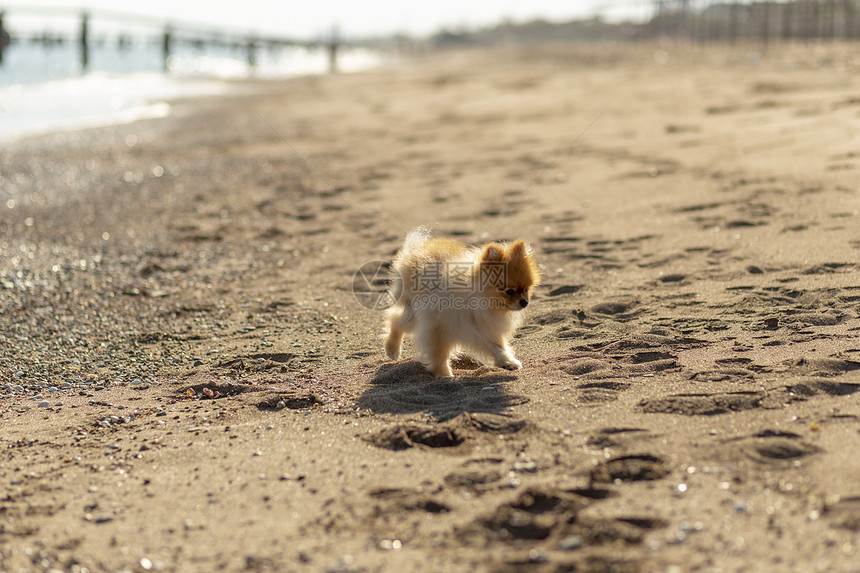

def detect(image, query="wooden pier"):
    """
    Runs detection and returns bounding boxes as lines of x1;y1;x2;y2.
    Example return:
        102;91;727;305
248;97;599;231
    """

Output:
0;7;344;74
1;2;859;73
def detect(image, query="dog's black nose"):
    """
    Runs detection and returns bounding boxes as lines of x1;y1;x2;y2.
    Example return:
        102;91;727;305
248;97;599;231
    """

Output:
519;298;528;308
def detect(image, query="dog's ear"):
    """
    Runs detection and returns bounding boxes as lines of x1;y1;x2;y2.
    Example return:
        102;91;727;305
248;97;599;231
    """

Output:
481;243;505;262
509;240;528;260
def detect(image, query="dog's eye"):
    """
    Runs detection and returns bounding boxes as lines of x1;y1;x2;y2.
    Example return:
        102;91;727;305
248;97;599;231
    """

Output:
505;289;516;296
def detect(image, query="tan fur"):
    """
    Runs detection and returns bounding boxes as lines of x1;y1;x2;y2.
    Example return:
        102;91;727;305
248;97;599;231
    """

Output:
383;227;540;377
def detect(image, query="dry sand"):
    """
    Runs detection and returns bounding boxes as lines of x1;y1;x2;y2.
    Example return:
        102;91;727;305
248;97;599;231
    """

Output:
2;42;860;572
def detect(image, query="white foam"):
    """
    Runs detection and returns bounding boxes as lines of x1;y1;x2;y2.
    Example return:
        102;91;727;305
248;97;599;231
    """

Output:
0;71;232;141
0;45;383;141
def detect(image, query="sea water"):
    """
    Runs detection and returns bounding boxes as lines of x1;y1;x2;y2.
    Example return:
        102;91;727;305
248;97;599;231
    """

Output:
0;41;382;141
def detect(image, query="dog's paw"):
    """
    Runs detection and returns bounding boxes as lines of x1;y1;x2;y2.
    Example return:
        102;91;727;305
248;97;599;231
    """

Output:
429;364;454;378
497;357;522;371
384;339;401;361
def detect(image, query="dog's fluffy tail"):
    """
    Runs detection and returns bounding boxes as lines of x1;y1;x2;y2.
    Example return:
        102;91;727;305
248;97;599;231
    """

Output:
400;226;433;258
388;227;432;306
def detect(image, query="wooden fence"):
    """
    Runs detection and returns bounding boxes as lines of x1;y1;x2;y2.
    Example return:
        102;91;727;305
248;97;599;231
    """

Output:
647;0;860;43
0;7;343;73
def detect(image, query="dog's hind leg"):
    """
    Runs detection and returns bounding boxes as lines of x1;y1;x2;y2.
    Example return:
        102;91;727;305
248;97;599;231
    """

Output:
415;323;454;378
383;307;406;361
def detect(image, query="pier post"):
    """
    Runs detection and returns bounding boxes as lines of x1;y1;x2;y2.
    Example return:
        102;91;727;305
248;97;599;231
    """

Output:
247;37;256;69
80;11;89;72
328;25;339;74
0;11;10;66
162;26;172;72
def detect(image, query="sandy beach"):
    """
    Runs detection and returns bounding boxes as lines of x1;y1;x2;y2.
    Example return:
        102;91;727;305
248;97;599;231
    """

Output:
2;42;860;572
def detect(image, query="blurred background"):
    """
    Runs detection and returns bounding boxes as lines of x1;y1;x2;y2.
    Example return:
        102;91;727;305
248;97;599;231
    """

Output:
1;0;858;139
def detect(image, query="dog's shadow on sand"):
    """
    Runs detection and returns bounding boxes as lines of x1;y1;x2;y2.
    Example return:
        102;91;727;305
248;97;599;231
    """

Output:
356;361;526;421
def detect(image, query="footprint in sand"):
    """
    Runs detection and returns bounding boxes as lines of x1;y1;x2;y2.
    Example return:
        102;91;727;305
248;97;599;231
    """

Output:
182;382;264;400
790;357;860;375
530;309;570;325
640;380;860;416
722;429;823;464
540;236;582;255
547;285;583;297
640;390;766;416
363;423;465;451
363;413;527;452
256;393;320;411
561;358;611;376
462;485;662;551
824;496;860;532
590;454;670;483
590;297;639;319
586;427;651;449
366;487;451;514
444;464;505;493
576;381;632;403
467;488;587;543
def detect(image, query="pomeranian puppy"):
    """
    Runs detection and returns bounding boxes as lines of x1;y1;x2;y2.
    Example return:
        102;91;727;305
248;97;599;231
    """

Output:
383;227;540;377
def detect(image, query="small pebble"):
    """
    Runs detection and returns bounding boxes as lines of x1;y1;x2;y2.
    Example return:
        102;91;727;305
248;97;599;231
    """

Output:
679;520;704;533
513;458;538;473
560;535;584;550
37;401;50;408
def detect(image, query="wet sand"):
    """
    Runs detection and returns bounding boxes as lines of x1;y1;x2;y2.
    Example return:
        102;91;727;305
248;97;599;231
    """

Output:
2;42;860;572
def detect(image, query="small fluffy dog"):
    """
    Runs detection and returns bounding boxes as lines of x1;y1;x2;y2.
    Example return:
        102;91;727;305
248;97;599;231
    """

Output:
383;227;540;377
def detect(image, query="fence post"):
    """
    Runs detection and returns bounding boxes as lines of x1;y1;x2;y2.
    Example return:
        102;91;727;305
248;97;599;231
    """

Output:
727;3;739;43
162;26;172;72
80;11;89;72
810;0;820;40
782;2;793;40
0;11;9;66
